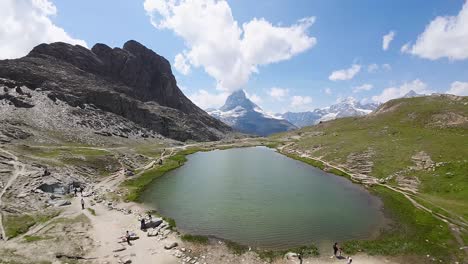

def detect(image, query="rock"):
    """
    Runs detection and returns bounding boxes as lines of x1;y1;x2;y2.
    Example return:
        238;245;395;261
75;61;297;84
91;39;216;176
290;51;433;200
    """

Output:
48;199;71;207
0;41;232;142
113;245;126;252
164;242;178;250
120;257;132;264
284;252;298;260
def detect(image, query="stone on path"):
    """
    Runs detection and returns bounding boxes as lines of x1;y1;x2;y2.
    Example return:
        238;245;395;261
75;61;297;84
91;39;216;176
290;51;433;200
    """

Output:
164;242;178;250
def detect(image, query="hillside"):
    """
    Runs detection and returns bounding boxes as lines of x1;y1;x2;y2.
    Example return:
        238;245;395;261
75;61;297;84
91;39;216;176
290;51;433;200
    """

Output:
271;94;468;261
0;41;232;143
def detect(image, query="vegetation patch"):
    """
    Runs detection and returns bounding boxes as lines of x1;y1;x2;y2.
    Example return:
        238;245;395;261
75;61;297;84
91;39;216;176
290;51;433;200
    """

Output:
23;235;53;243
4;210;60;238
225;240;249;255
181;234;209;244
343;186;462;263
122;147;203;202
256;244;319;261
162;217;176;230
86;208;96;216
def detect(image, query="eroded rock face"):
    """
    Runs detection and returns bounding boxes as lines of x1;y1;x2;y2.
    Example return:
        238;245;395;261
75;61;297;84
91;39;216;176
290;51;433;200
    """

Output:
0;40;231;141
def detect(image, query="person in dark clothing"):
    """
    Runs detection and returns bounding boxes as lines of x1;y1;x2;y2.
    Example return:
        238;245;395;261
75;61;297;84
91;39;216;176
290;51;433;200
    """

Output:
297;253;303;264
125;231;131;245
80;198;85;210
140;218;146;230
79;186;83;196
74;188;77;197
333;242;339;257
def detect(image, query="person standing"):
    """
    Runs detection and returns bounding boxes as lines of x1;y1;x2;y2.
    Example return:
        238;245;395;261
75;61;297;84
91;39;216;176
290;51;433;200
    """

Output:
80;198;85;210
297;253;303;264
125;231;131;245
74;187;77;197
333;242;339;257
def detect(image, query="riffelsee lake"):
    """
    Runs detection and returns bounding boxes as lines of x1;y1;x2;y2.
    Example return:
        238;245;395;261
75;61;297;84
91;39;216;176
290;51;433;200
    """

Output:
141;147;385;249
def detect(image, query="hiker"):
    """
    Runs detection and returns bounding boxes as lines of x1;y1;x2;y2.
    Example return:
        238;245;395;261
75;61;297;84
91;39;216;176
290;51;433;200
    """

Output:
81;198;85;210
147;213;152;221
79;186;83;196
140;218;146;230
74;187;77;197
333;242;339;257
125;231;131;245
297;253;303;264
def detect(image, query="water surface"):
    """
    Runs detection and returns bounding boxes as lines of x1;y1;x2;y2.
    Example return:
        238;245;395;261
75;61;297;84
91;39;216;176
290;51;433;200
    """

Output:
141;147;384;249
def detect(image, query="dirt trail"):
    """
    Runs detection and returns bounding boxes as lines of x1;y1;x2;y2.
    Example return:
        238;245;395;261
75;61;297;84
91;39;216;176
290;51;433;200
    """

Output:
0;148;26;240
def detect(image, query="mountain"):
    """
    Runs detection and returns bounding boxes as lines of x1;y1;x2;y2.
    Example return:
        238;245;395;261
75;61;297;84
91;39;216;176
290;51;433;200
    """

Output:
208;90;296;136
281;97;378;127
0;40;232;142
402;90;423;98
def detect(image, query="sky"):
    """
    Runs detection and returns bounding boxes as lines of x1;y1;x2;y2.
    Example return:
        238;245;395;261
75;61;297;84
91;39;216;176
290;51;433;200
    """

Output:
1;0;468;113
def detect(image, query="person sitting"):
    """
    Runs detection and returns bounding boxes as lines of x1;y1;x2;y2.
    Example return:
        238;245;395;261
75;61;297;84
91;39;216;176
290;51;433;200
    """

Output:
333;242;339;257
140;218;146;230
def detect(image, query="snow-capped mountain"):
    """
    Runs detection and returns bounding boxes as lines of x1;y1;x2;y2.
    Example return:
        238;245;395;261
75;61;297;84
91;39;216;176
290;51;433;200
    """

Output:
280;97;379;128
208;90;296;136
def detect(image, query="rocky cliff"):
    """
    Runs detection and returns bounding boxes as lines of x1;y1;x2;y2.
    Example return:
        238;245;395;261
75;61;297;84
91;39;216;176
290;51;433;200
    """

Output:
0;40;231;142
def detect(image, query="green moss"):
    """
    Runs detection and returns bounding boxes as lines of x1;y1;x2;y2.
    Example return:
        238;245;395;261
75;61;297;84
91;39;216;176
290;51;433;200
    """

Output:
181;234;209;244
4;214;36;238
23;235;52;243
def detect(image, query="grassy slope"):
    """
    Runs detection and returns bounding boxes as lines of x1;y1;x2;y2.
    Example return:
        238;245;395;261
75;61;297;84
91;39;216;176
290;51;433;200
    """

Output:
271;95;468;262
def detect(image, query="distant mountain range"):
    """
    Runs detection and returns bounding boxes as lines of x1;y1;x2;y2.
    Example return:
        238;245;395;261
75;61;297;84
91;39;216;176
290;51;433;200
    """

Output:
208;89;425;134
207;90;296;136
280;97;379;128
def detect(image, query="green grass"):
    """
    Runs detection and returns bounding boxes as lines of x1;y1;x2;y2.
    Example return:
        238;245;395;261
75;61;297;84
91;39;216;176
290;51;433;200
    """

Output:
162;217;176;230
4;210;60;238
122;147;203;201
86;208;96;216
343;186;462;263
256;245;319;261
181;234;209;244
23;235;52;243
225;240;249;255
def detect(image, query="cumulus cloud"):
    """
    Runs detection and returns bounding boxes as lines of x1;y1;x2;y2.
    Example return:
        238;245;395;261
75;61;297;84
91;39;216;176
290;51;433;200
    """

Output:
447;81;468;96
329;64;361;81
402;1;468;60
353;84;373;93
0;0;87;59
174;53;191;75
324;88;332;95
144;0;316;91
268;87;289;101
372;79;432;103
382;31;396;51
188;89;229;109
290;95;313;110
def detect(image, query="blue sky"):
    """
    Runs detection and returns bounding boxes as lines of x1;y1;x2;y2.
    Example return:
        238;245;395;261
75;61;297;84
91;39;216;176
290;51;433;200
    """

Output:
2;0;468;113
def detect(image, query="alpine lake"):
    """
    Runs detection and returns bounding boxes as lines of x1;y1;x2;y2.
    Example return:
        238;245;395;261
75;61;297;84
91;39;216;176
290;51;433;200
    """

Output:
141;147;385;249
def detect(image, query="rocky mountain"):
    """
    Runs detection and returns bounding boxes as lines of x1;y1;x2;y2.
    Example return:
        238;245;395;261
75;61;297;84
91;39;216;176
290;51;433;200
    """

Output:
208;90;296;136
0;40;232;142
280;97;378;127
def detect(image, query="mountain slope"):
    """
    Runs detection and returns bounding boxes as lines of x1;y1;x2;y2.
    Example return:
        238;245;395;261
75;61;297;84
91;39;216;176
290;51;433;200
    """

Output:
208;90;296;136
273;94;468;219
280;97;378;127
0;41;231;142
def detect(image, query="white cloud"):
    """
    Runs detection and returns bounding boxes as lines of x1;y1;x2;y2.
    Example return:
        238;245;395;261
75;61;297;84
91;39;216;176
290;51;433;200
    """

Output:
401;42;411;53
447;81;468;96
268;87;289;101
0;0;87;59
372;79;432;103
353;84;373;93
144;0;316;92
367;63;391;73
245;90;263;105
329;64;361;81
174;53;191;75
382;31;396;51
402;1;468;60
367;63;379;73
188;89;229;109
290;95;313;111
324;88;332;95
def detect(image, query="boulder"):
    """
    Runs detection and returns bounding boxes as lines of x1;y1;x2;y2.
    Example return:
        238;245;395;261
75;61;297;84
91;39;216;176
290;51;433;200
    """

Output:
164;242;178;250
